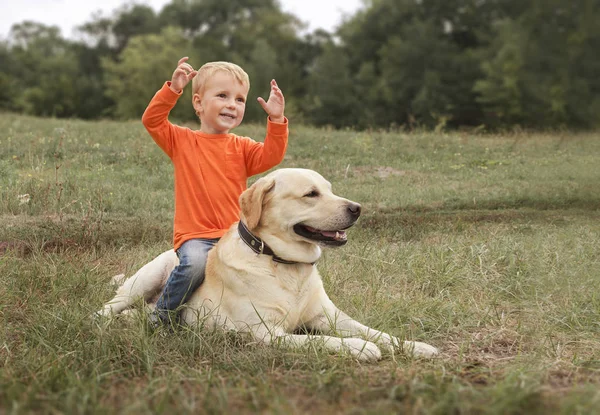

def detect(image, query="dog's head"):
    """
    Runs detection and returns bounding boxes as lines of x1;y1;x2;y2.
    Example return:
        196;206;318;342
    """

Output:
239;168;361;263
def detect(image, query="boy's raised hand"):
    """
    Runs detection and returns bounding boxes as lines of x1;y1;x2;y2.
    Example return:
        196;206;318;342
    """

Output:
169;57;197;93
257;80;285;123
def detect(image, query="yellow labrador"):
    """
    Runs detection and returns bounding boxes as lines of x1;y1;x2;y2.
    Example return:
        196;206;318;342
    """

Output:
98;168;438;361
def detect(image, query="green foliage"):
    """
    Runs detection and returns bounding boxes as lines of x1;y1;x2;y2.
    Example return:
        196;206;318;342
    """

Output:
1;0;599;129
0;43;18;111
103;27;194;120
112;4;159;52
474;19;528;124
304;43;359;128
378;19;482;128
337;0;494;128
7;23;79;117
336;0;600;129
241;38;279;122
475;0;600;128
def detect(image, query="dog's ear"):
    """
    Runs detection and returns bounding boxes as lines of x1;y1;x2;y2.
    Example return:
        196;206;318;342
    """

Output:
239;177;276;230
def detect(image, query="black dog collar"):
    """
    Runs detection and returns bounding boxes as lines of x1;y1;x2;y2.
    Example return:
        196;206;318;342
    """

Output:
237;221;305;265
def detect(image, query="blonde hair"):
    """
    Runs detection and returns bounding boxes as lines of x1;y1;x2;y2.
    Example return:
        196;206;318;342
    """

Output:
191;61;250;102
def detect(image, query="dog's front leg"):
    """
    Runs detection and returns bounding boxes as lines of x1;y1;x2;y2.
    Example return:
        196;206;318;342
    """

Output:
304;297;439;358
250;325;382;362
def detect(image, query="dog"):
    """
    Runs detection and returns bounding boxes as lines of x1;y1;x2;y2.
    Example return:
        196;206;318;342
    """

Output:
97;168;438;361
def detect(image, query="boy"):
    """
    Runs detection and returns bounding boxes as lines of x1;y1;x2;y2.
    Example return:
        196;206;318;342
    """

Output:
141;57;287;327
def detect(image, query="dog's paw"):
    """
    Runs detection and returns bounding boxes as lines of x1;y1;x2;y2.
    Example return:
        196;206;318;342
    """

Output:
89;309;116;329
402;341;439;358
372;333;400;351
366;334;439;358
342;338;382;362
110;273;126;286
91;309;110;320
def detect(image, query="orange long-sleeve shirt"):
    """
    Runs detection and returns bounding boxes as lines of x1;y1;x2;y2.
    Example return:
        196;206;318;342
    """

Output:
142;82;288;250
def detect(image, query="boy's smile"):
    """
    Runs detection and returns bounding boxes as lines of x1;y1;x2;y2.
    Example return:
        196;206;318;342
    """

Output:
194;72;249;135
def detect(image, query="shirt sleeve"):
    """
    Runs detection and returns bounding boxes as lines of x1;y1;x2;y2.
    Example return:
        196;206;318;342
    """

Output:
141;81;186;159
245;117;289;176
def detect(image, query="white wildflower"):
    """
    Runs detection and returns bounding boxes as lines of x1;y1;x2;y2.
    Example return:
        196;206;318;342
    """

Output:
17;194;31;205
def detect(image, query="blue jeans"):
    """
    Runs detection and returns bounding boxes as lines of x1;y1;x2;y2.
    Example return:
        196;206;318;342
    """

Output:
155;238;219;319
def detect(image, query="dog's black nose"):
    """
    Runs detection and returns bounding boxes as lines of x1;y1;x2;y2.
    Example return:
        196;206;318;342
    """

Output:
347;202;361;218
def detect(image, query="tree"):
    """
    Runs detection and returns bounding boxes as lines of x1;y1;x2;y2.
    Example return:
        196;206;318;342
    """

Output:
112;4;160;52
103;27;194;120
0;41;18;111
379;19;482;128
3;0;597;129
160;0;308;103
336;0;487;128
475;0;600;128
237;39;279;122
304;43;359;128
8;22;80;117
473;19;529;126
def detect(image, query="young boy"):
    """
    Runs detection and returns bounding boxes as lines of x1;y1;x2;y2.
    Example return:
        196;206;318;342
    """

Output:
141;57;287;327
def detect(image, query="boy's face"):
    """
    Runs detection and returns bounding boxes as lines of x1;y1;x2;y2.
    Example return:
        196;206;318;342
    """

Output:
193;71;249;135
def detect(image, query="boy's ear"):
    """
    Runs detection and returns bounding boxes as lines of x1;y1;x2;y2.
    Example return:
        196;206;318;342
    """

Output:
239;177;276;230
192;93;202;114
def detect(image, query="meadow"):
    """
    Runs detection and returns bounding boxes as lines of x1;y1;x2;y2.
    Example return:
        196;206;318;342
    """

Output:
1;112;599;414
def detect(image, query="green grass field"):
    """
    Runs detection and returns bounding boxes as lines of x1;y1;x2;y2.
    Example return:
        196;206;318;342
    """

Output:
1;113;599;414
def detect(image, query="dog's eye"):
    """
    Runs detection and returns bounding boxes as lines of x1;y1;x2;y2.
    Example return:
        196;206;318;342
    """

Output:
304;190;320;198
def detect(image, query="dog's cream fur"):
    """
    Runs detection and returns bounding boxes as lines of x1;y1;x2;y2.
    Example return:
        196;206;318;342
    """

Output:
98;168;438;361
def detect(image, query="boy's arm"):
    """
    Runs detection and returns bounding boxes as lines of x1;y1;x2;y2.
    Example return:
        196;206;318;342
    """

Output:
142;57;197;158
141;82;184;158
245;117;288;176
245;79;288;175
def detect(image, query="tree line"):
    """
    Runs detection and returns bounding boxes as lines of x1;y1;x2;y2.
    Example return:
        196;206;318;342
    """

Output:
1;0;598;130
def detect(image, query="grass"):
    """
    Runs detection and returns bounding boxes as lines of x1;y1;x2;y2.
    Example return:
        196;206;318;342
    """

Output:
1;112;599;414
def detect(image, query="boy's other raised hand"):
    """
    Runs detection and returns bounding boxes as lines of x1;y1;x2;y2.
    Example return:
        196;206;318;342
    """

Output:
257;79;285;123
169;57;197;93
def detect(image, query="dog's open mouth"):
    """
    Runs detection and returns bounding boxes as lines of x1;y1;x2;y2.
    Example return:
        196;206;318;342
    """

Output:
293;224;351;246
